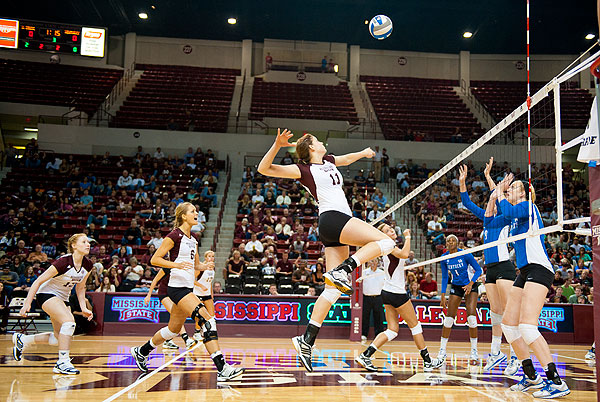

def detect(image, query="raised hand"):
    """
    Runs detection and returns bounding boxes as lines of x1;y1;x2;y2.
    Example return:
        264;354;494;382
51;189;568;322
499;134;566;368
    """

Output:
362;147;376;158
403;229;411;239
275;128;295;148
458;164;468;183
484;157;494;178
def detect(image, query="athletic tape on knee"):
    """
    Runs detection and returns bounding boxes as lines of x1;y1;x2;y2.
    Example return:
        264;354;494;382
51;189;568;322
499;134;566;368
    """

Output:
518;323;541;345
383;329;398;342
59;322;76;336
203;317;218;343
159;326;178;340
490;311;503;327
191;302;206;322
48;333;58;346
376;238;396;255
410;323;423;336
321;287;342;304
467;315;478;328
501;323;521;344
443;316;455;328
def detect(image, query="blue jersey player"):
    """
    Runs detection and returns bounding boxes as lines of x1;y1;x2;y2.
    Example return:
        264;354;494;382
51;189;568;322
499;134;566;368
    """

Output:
437;234;483;364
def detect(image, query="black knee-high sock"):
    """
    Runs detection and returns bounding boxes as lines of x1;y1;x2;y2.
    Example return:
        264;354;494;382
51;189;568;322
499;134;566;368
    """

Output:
544;362;562;385
212;351;226;371
522;359;537;380
363;345;377;357
180;332;189;342
420;348;432;363
303;323;320;346
339;258;357;273
140;339;155;356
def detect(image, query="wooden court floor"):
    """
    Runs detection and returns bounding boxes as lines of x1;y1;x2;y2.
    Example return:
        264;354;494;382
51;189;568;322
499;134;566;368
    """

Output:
0;335;596;401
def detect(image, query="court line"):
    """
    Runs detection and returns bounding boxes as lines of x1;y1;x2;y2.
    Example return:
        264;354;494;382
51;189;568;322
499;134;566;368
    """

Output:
465;385;516;402
103;342;203;402
555;354;588;363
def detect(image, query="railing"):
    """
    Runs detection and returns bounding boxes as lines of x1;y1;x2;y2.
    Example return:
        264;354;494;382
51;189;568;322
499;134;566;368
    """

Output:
94;61;137;123
460;78;496;129
212;156;231;252
268;60;338;74
235;70;247;132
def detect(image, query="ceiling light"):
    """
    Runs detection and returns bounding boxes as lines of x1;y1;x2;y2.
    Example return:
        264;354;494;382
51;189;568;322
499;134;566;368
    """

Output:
151;5;156;10
463;31;473;38
333;64;339;73
24;128;38;132
364;20;369;25
138;12;148;19
228;18;237;25
586;33;596;40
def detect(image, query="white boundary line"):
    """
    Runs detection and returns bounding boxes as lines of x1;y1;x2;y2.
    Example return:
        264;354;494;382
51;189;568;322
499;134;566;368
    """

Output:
103;342;203;402
554;354;589;363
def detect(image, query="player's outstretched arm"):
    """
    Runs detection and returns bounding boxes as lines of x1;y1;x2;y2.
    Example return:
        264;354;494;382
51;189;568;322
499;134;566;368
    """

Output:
334;148;375;167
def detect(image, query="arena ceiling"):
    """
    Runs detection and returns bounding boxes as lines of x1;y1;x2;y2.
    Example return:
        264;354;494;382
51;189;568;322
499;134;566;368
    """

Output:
3;0;598;55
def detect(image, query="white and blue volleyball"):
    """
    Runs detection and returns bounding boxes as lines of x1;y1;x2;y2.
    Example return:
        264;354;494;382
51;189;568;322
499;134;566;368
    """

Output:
369;15;393;40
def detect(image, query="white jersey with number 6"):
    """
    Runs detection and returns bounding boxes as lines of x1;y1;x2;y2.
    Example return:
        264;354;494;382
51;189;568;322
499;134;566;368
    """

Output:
165;228;198;288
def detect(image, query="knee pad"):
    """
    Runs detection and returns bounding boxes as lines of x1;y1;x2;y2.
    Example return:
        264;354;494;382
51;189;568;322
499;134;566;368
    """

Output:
159;326;178;340
490;311;503;327
321;287;342;304
59;322;76;337
519;323;541;345
191;302;206;323
443;316;455;329
376;238;396;255
501;323;521;344
383;329;398;342
203;317;219;343
48;333;58;346
410;323;423;336
467;315;478;328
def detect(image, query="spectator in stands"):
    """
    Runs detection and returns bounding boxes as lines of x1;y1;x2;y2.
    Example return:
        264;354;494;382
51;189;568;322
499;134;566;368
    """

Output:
276;190;291;208
117;170;133;190
0;265;18;296
308;221;319;242
353;170;366;185
97;276;115;293
245;233;264;257
122;220;142;246
132;269;154;293
550;286;568;303
275;217;292;240
292;260;311;289
45;157;62;173
27;244;48;263
568;285;585;304
79;189;93;210
87;206;108;229
464;230;479;248
276;252;294;278
281;151;294;165
561;278;575;300
372;190;387;209
14;240;28;259
225;250;246;279
252;189;264;206
419;272;438;299
12;265;37;297
213;281;223;294
289;236;307;259
201;182;218;207
139;244;157;268
321;56;327;72
408;281;423;299
5;144;17;168
117;190;133;212
367;204;383;222
312;261;325;293
0;282;8;333
265;52;273;71
121;257;144;291
264;191;276;207
248;216;264;239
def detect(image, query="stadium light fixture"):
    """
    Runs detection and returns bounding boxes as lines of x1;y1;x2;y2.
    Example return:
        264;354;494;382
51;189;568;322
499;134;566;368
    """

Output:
138;12;148;19
228;18;237;25
333;64;339;73
24;128;38;132
364;20;369;25
463;31;473;38
586;33;596;40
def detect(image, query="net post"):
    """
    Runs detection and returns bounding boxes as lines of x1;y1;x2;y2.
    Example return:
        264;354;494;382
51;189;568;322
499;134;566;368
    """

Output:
552;79;564;227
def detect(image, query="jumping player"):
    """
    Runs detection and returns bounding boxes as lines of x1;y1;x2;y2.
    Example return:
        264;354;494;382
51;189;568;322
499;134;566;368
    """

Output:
143;268;196;350
257;128;397;372
13;233;94;374
437;235;483;364
355;225;443;372
459;160;519;374
131;202;243;381
496;176;570;398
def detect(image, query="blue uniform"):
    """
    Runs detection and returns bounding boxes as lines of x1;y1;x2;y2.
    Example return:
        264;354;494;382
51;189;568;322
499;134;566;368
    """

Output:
460;191;512;264
498;199;552;271
440;249;483;292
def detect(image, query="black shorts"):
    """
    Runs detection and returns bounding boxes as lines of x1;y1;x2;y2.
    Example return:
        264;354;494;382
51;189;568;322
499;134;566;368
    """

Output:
381;290;411;308
318;210;352;247
449;282;481;298
198;295;212;301
485;260;517;284
158;293;169;302
36;293;69;308
167;286;193;304
513;264;554;290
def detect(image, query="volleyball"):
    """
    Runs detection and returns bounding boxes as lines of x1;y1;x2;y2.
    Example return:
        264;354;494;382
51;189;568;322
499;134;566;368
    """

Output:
369;15;393;40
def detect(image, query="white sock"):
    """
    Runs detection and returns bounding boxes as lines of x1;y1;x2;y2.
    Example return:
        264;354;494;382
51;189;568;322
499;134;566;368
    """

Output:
351;255;361;267
20;334;36;347
308;319;322;328
509;345;516;358
439;337;448;351
470;338;478;350
491;336;502;355
58;350;69;362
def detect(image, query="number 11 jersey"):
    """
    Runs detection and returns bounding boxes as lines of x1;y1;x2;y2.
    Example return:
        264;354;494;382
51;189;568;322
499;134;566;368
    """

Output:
297;154;352;216
165;228;198;288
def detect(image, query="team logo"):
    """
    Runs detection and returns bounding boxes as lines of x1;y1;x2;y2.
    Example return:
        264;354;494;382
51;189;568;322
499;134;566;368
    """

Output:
538;307;565;333
83;30;103;39
111;297;166;323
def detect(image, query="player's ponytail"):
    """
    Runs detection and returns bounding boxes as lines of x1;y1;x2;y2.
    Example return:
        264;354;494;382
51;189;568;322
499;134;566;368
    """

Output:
521;181;537;203
174;202;195;229
67;233;87;254
295;134;313;164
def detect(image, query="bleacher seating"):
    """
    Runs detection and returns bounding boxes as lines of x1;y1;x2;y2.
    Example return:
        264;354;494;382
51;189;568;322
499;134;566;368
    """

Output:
471;80;593;129
111;64;240;132
361;76;483;142
249;78;359;124
0;58;122;115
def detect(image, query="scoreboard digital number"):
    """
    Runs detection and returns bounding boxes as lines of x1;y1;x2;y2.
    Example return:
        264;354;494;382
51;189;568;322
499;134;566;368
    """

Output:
0;18;105;57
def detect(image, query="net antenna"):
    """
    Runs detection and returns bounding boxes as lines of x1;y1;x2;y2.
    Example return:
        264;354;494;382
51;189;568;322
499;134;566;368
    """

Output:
526;0;533;233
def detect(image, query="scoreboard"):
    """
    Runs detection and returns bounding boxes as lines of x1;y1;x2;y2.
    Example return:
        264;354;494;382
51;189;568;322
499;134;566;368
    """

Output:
0;18;106;57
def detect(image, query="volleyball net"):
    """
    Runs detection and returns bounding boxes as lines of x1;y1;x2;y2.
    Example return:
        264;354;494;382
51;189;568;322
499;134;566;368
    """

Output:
375;49;599;272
